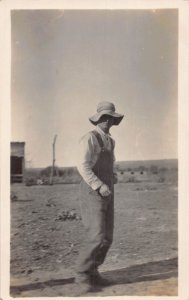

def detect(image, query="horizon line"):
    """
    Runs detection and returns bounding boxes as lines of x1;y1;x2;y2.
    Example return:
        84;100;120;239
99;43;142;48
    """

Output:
27;157;178;169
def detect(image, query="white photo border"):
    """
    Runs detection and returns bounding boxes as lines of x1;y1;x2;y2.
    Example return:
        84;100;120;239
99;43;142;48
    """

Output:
1;1;188;299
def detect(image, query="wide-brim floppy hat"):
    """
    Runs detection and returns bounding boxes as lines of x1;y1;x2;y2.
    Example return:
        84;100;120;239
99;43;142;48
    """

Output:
89;101;124;126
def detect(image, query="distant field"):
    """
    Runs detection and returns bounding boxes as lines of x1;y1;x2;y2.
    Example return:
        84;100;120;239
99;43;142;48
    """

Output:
115;159;178;170
26;159;178;173
24;159;178;185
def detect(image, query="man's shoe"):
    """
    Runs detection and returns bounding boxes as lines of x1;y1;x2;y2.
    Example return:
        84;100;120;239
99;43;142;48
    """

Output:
74;282;92;296
90;270;112;286
74;273;93;295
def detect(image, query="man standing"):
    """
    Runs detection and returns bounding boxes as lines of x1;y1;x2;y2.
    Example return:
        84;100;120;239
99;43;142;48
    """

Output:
75;101;124;294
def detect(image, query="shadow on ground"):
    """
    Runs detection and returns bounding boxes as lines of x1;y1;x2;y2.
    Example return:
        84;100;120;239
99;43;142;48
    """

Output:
10;257;178;296
103;256;178;284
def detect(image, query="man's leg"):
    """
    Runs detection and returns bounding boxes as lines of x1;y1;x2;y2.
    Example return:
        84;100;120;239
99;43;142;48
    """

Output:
93;196;114;268
76;185;107;279
90;197;114;286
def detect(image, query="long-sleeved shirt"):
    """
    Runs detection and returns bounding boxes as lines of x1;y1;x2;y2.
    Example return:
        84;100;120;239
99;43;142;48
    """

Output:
77;126;115;190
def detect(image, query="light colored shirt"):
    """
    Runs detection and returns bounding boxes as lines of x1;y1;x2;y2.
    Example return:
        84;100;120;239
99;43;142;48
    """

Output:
77;126;115;190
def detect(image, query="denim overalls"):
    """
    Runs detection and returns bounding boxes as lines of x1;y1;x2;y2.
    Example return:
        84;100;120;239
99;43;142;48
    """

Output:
76;130;114;275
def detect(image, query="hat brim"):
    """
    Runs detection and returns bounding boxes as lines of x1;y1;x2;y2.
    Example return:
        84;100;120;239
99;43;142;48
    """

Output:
89;111;124;126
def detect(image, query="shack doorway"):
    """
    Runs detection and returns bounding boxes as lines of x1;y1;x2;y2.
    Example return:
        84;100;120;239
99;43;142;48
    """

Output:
11;156;22;175
11;142;25;183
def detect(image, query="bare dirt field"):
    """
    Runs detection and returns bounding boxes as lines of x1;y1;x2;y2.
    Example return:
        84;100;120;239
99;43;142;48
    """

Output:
10;181;178;297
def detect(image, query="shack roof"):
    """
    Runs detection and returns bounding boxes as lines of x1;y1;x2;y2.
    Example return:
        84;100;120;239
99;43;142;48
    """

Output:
11;142;25;157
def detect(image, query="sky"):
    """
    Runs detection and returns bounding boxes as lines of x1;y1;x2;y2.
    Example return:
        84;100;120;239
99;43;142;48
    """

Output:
11;9;178;167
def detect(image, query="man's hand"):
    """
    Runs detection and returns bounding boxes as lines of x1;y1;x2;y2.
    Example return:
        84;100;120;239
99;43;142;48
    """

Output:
99;184;111;197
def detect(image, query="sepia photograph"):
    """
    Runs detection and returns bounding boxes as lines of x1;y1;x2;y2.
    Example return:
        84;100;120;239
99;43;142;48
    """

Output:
1;0;189;299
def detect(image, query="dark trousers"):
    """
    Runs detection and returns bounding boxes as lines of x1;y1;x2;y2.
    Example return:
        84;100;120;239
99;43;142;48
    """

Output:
76;180;114;274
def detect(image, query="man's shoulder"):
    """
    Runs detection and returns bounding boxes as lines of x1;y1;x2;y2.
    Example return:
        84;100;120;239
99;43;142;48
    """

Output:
79;131;97;143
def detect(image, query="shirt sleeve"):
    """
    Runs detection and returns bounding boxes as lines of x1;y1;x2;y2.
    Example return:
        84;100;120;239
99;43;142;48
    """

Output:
76;133;104;190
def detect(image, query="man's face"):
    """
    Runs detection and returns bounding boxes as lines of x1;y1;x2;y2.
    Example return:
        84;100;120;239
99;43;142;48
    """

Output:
98;115;114;132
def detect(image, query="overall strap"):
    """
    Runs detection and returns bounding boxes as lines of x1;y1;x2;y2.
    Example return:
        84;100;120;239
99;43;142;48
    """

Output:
91;130;114;151
91;130;104;149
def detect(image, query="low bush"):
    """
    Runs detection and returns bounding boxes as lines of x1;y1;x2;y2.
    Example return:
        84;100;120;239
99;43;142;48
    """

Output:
25;177;37;186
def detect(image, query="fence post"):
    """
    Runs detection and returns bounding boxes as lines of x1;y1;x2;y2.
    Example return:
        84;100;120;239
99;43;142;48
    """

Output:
49;135;57;185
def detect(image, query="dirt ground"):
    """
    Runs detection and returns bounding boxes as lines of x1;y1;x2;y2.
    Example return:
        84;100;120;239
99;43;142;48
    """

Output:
10;182;178;297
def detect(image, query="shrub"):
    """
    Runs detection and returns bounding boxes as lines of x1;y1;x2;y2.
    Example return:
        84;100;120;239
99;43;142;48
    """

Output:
25;177;36;186
159;167;168;173
127;176;136;183
138;166;146;172
40;166;60;177
150;165;158;174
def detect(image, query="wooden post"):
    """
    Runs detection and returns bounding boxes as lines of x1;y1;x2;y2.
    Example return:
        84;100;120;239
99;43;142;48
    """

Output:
49;135;57;185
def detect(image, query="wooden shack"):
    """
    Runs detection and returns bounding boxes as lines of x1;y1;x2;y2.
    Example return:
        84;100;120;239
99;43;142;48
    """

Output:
11;142;25;183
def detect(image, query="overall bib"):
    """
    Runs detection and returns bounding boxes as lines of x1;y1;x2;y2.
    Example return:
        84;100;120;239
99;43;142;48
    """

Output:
76;130;114;275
